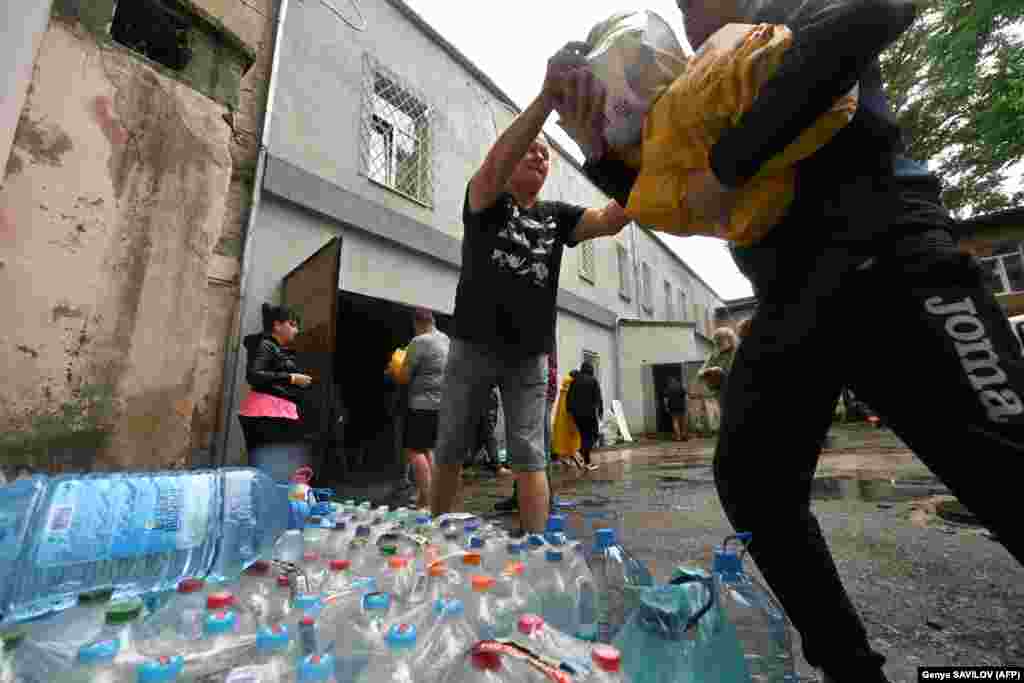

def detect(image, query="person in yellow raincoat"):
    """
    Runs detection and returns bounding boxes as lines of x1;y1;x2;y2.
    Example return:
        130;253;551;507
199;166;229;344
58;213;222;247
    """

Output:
552;372;585;470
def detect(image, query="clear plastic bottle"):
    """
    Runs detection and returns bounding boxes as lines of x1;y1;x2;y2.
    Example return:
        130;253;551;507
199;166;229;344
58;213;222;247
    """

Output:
187;610;240;681
135;655;187;683
709;534;796;683
409;598;477;678
513;614;594;679
590;528;654;644
303;520;328;558
334;592;391;683
465;575;502;640
494;559;538;632
298;552;327;594
274;528;305;565
99;598;145;671
206;591;258;639
323;560;353;595
533;550;581;637
297;653;337;683
0;476;48;624
378;557;415;606
223;624;295;683
265;574;295;626
297;615;319;658
325;522;352;560
346;526;373;577
136;579;207;658
18;587;114;677
236;561;278;629
354;623;418;683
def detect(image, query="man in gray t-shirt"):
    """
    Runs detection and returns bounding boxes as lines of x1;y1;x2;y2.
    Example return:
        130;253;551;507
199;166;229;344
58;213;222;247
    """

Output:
399;308;450;507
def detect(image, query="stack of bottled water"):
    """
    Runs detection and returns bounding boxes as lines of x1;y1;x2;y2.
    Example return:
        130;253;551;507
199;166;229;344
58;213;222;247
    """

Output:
1;464;796;683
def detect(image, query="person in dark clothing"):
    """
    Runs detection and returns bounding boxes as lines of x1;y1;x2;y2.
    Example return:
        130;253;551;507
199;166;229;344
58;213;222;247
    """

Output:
663;376;689;441
238;303;313;483
553;2;1024;682
567;361;602;470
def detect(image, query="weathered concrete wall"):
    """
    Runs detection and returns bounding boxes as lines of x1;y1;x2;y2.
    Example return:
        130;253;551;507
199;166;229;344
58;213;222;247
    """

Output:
0;19;235;469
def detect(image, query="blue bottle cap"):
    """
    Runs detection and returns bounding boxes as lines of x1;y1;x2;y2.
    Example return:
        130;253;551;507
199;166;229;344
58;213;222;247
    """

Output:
594;528;616;550
415;515;432;525
363;591;391;612
546;514;566;532
545;550;564;562
136;656;185;683
434;597;464;617
464;519;480;532
256;624;290;652
469;536;485;549
506;542;523;555
298;653;337;682
204;610;237;636
527;534;546;548
77;638;120;665
333;521;347;531
293;593;322;612
713;546;745;578
385;623;417;649
355;525;371;538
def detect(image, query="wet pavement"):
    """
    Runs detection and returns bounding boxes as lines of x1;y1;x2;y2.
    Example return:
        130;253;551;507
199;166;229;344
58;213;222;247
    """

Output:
459;424;1024;682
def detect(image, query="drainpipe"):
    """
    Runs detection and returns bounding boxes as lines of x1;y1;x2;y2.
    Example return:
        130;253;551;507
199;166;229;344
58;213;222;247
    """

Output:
214;0;291;466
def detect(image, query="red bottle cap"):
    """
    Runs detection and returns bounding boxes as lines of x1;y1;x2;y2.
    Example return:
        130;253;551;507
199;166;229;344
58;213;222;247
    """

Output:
177;578;204;594
592;645;622;672
517;614;544;635
206;592;235;609
329;559;351;571
277;575;291;587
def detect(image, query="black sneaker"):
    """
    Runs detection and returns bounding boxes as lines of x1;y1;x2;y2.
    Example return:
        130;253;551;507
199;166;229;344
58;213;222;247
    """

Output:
494;496;518;513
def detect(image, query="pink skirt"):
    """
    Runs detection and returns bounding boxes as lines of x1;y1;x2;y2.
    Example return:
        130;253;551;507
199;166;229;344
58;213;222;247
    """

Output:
239;391;299;420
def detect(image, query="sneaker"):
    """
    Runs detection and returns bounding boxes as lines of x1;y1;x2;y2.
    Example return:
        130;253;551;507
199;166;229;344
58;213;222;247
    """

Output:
493;496;518;513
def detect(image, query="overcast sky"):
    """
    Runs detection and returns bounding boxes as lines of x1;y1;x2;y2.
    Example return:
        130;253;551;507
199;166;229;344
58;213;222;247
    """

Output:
401;0;756;300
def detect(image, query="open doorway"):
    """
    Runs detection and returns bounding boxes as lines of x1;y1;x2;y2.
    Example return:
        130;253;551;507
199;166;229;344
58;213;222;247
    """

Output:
328;291;452;485
651;363;684;435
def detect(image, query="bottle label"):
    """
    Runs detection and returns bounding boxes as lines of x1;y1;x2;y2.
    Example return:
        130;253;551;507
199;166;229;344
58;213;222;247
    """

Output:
35;474;215;567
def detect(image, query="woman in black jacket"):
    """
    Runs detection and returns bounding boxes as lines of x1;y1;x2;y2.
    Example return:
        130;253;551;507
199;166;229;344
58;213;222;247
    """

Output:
237;304;313;482
566;361;602;471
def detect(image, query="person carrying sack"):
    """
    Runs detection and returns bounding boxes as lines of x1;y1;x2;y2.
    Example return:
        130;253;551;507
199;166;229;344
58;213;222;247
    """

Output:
553;1;1024;682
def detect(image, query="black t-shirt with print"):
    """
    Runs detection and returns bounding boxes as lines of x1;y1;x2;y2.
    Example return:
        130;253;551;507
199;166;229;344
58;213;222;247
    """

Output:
453;186;584;356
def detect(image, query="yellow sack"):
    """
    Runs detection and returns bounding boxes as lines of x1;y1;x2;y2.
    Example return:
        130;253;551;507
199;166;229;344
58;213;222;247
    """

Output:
552;376;581;458
619;23;859;245
387;347;408;384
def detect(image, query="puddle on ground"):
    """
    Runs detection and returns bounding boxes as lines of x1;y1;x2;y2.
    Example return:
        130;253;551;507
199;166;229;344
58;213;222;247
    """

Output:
810;476;949;503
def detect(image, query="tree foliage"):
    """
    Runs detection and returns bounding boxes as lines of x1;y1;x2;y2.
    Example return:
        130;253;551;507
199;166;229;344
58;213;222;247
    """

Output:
880;1;1024;216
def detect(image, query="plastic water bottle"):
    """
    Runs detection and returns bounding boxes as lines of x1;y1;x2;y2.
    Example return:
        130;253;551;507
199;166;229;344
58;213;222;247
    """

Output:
298;653;338;683
274;528;305;565
223;624;295;683
136;578;207;657
464;575;501;639
98;598;144;668
494;557;538;628
237;561;279;628
710;534;796;683
325;522;352;559
298;615;319;658
17;586;114;676
299;552;327;594
334;592;392;683
590;528;654;643
188;610;241;680
304;520;328;557
135;655;186;683
613;577;748;683
378;557;415;605
1;469;288;624
0;477;47;624
523;534;549;574
409;598;477;678
533;549;583;637
323;560;353;595
206;590;258;639
354;623;417;683
407;561;453;609
346;527;373;576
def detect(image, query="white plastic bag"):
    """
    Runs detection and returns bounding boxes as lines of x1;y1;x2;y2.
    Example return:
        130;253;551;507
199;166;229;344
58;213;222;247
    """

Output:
600;409;621;447
559;11;688;152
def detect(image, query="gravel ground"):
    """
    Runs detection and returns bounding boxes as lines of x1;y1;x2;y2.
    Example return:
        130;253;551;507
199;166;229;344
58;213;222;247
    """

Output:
459;425;1024;682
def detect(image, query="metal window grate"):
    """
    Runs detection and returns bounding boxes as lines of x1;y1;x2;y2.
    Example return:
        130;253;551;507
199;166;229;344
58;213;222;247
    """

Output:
641;262;654;312
360;55;435;206
617;243;632;300
580;240;596;283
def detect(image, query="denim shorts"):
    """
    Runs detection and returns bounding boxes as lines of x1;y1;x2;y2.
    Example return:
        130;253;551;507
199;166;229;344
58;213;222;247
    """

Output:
435;339;548;473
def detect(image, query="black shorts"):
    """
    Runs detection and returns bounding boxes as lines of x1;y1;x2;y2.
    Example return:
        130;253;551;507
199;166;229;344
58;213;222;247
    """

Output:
404;409;439;451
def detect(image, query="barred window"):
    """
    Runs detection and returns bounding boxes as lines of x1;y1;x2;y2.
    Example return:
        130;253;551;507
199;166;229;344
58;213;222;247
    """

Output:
579;240;596;283
617;243;632;300
360;55;434;206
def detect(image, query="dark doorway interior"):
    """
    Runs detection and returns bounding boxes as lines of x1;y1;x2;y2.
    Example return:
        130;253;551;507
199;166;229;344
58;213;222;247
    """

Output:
651;363;684;435
326;291;452;484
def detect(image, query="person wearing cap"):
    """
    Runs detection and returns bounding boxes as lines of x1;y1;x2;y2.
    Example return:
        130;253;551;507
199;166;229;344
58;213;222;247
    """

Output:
555;1;1024;682
430;59;630;533
396;307;450;508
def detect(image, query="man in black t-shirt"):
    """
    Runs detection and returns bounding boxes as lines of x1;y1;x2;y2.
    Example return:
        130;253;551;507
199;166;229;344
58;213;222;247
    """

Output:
430;53;629;533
